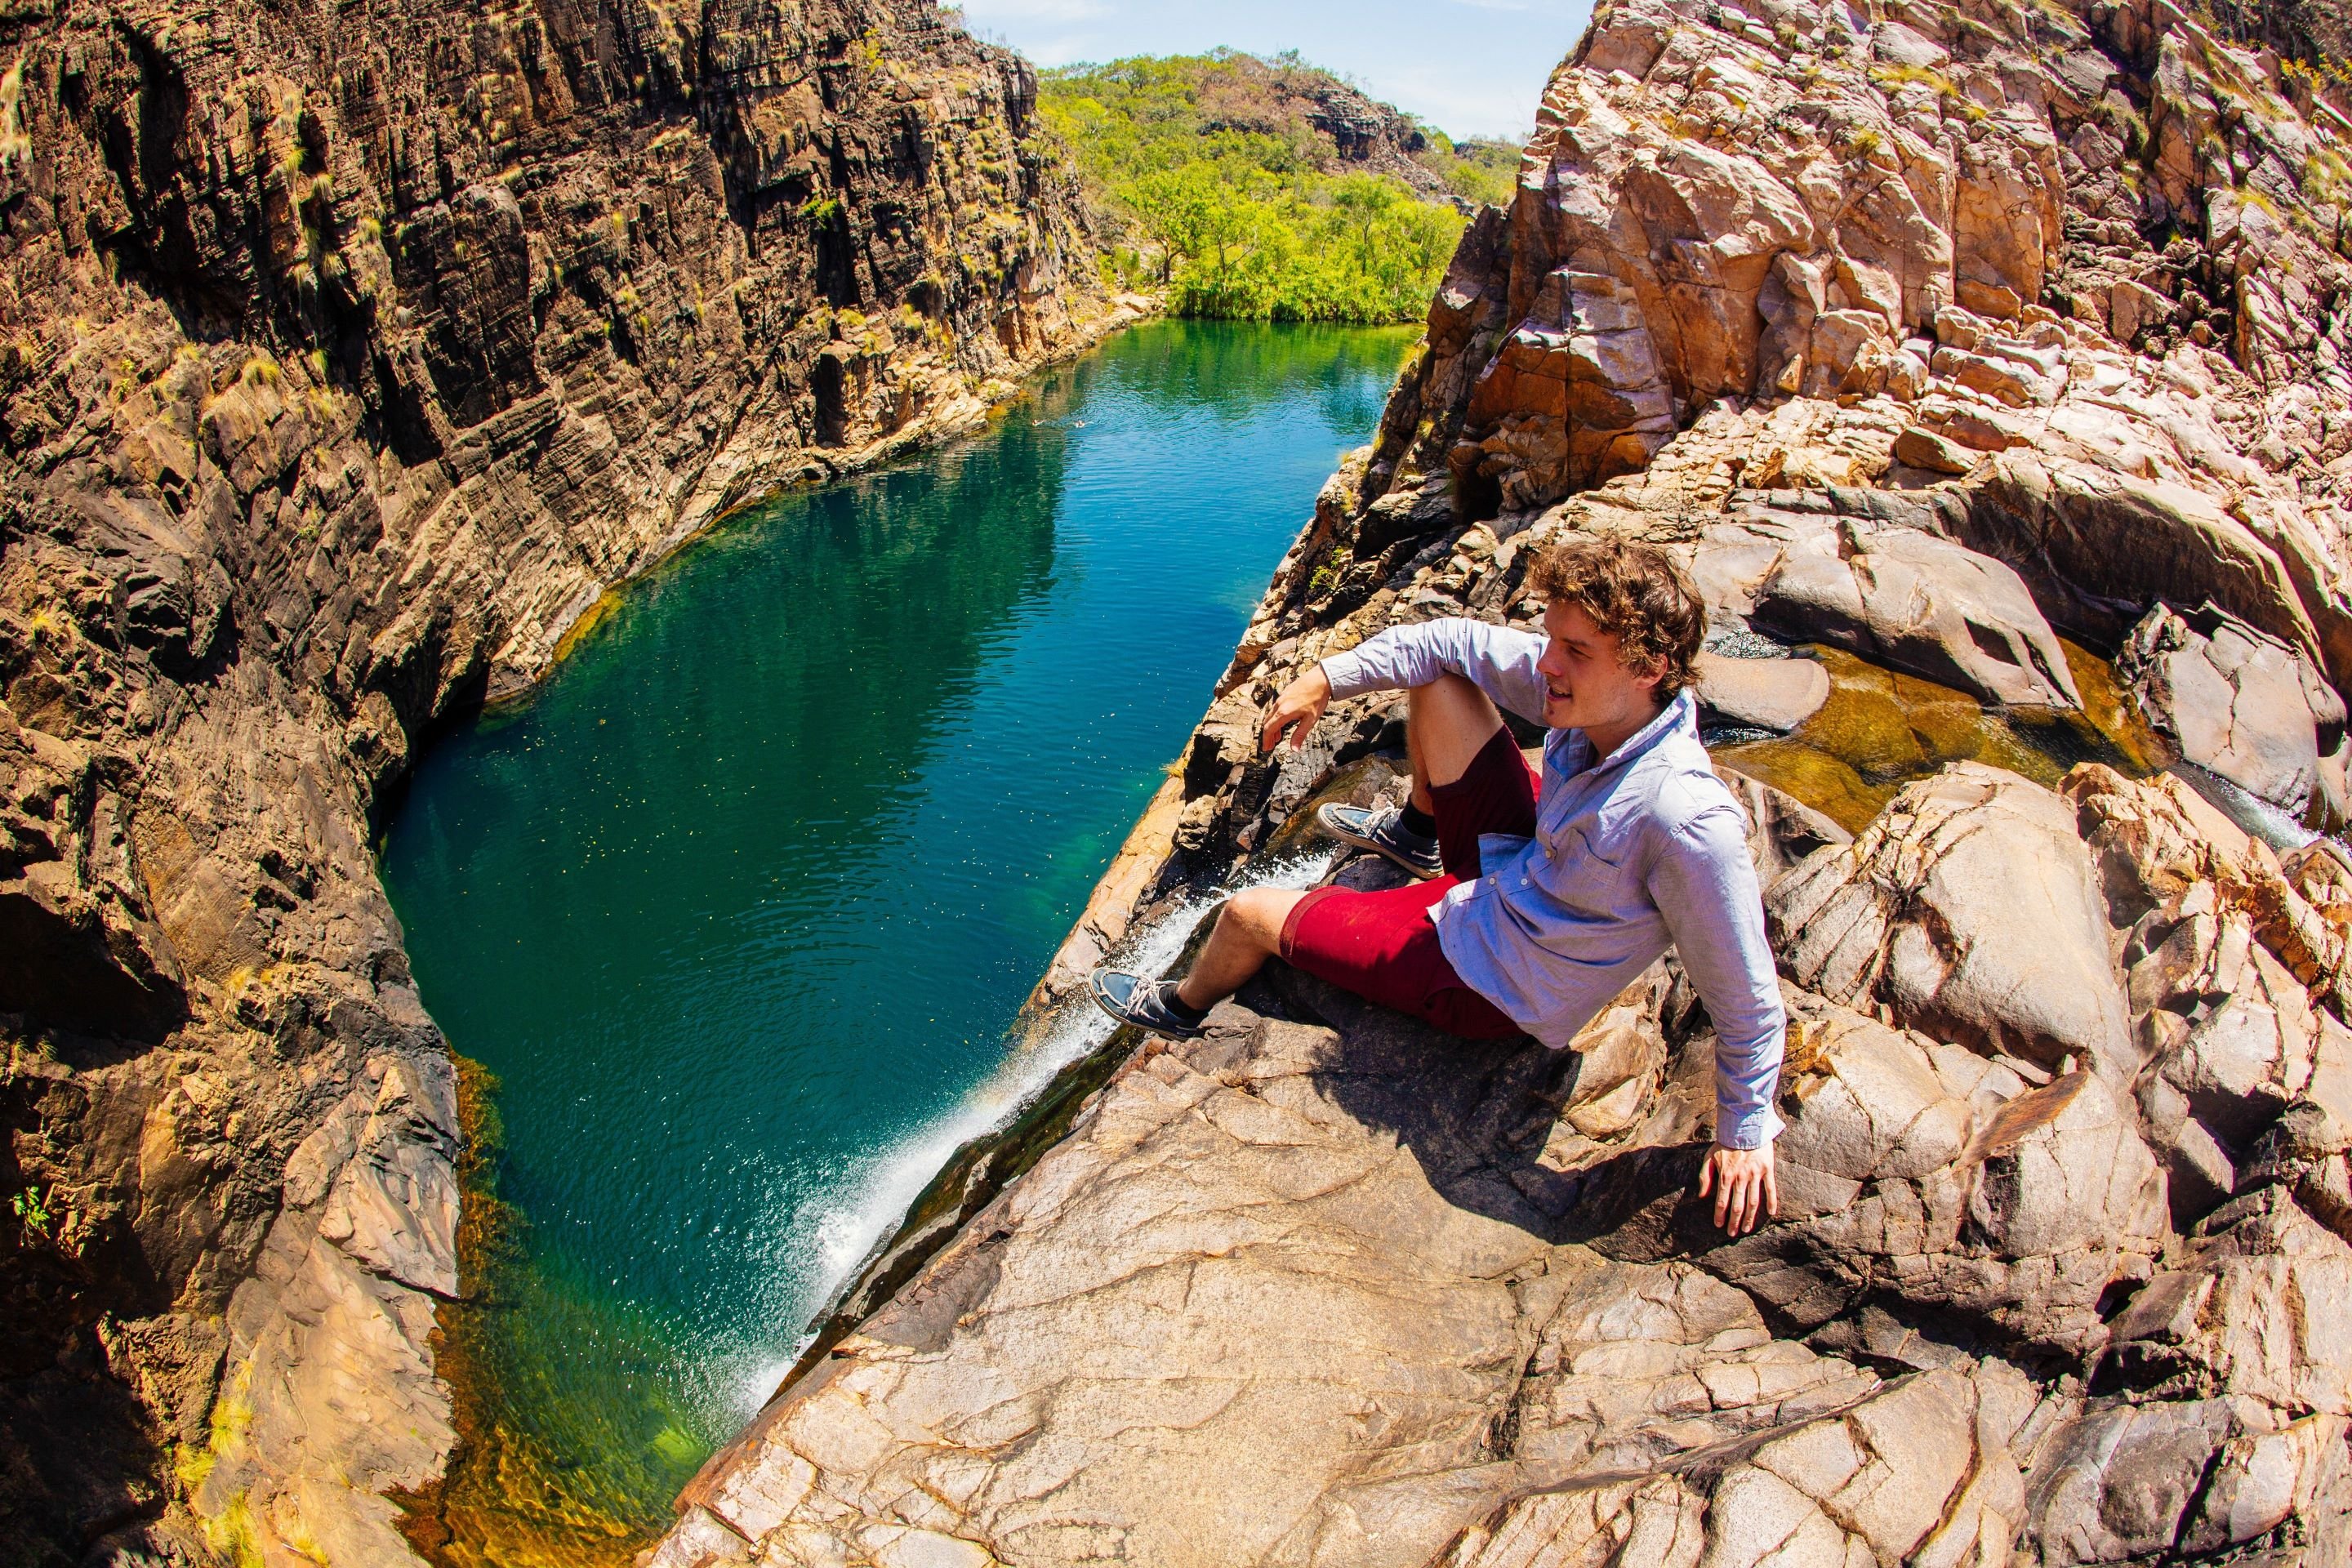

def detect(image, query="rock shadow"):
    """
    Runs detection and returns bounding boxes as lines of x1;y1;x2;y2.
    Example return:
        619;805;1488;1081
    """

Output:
1238;959;1716;1257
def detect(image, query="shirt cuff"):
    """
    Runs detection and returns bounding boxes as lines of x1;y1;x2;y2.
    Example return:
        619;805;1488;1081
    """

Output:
1318;651;1375;701
1713;1103;1784;1150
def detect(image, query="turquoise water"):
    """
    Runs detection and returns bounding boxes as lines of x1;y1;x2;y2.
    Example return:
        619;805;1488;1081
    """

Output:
378;320;1416;1551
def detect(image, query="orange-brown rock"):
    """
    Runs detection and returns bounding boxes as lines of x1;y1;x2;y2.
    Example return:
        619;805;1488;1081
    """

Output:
0;0;1130;1557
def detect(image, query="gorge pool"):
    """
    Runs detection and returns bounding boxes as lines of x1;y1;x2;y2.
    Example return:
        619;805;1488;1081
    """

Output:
377;320;1418;1561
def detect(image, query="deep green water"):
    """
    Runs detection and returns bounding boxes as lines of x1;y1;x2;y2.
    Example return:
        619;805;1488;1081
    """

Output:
378;320;1415;1546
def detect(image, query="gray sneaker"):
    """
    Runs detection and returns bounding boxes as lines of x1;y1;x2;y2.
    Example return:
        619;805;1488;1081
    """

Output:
1316;803;1443;880
1088;969;1209;1040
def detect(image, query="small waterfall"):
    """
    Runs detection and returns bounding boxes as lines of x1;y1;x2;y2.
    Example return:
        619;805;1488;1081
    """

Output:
751;844;1343;1410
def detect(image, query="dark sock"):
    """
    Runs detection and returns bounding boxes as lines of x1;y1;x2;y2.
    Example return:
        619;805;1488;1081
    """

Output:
1397;802;1437;842
1158;983;1209;1026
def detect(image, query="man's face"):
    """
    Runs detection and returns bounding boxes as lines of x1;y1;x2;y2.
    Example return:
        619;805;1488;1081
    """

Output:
1535;600;1664;737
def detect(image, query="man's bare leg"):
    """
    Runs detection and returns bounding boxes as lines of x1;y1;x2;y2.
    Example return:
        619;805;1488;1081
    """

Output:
1404;673;1509;814
1173;886;1304;1012
1171;675;1508;1013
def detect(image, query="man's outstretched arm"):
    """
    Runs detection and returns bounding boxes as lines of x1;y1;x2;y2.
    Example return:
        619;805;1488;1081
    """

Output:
1647;802;1787;1236
1318;619;1551;724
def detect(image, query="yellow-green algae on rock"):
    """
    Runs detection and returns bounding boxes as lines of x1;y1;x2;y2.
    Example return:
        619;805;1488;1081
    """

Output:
1713;641;2160;833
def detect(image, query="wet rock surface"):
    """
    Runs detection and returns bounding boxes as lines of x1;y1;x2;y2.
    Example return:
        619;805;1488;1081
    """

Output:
0;0;1129;1557
652;0;2352;1563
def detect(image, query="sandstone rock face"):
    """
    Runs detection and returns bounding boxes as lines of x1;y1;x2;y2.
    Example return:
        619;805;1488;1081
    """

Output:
657;993;2135;1568
1363;0;2352;697
0;0;1126;1556
656;747;2352;1565
2119;599;2352;827
649;4;2352;1562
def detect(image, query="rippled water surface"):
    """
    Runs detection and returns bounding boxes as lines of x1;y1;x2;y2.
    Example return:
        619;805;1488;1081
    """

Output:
377;321;1417;1560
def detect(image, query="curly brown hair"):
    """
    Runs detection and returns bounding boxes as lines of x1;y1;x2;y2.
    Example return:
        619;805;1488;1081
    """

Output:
1524;535;1704;699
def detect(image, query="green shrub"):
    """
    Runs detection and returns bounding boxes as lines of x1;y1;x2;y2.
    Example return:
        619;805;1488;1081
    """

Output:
10;1185;49;1239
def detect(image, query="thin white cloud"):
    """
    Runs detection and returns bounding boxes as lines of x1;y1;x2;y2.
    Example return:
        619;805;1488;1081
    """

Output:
1019;31;1111;66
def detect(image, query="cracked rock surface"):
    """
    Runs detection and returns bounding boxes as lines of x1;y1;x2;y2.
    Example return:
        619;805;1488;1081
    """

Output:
2118;599;2352;829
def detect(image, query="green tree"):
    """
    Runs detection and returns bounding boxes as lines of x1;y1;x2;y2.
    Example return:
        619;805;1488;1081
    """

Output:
1039;51;1502;325
1125;163;1249;283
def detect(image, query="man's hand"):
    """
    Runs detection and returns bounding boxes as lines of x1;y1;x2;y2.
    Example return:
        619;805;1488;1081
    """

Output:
1260;665;1333;752
1697;1143;1779;1236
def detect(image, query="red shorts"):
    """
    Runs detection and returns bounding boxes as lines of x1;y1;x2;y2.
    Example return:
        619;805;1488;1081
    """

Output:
1279;726;1539;1040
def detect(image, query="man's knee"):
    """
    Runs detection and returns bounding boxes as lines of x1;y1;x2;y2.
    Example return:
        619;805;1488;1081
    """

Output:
1221;887;1294;952
1408;674;1504;786
1407;671;1486;708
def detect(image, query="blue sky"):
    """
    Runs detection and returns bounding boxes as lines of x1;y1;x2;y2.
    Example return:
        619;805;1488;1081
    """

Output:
953;0;1593;141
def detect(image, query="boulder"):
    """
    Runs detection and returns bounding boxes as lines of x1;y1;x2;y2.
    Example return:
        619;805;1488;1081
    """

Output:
1769;764;2132;1072
1893;425;1980;475
1932;346;2056;408
2007;762;2347;1234
1463;269;1678;505
2107;277;2173;343
1693;649;1830;732
1701;993;2165;1352
2118;600;2351;828
1715;764;1853;887
2136;884;2314;1165
1757;252;1901;400
1958;452;2332;679
2022;1397;2256;1565
2106;1187;2352;1419
1913;394;2027;455
2180;1410;2352;1557
2068;762;2352;1058
1690;512;2082;708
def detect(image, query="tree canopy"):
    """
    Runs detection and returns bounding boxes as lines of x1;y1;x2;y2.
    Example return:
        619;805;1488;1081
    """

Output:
1038;51;1523;324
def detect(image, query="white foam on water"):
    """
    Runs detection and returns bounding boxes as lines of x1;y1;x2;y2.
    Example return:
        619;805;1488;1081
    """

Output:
2167;760;2317;853
720;844;1339;1418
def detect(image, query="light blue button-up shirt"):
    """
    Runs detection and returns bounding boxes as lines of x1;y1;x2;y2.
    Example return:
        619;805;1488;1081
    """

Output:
1320;617;1786;1148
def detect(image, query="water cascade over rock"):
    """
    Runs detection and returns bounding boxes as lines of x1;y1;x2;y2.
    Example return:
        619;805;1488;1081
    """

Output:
650;1;2352;1563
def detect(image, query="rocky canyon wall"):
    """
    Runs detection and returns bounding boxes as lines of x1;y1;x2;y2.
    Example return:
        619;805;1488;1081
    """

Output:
0;0;1132;1559
648;0;2352;1565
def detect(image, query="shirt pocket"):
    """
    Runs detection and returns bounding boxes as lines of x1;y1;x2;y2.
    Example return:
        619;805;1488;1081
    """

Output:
1529;820;1642;923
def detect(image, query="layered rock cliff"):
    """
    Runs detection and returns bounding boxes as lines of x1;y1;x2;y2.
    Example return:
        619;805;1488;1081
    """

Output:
0;0;1133;1559
652;1;2352;1565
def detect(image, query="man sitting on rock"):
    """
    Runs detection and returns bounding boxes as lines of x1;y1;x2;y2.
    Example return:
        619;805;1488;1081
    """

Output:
1089;537;1785;1235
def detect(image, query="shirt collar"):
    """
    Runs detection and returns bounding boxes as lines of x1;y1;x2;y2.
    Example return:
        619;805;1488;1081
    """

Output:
1552;688;1698;778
